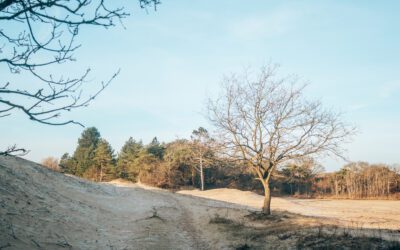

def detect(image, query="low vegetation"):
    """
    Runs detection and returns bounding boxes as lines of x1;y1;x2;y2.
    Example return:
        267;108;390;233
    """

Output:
208;212;400;250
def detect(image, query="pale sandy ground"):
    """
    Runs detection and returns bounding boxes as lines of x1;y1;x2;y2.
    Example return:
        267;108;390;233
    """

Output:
178;189;400;230
1;156;399;249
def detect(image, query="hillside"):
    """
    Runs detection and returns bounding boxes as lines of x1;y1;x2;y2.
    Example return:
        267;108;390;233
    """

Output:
1;156;399;249
0;156;213;249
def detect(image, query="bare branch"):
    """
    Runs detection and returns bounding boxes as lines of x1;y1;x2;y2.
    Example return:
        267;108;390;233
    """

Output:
0;0;159;154
207;64;356;214
0;144;29;156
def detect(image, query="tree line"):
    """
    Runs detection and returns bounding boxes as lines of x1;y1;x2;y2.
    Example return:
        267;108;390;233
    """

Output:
57;127;216;189
41;127;400;200
271;161;400;199
314;162;400;199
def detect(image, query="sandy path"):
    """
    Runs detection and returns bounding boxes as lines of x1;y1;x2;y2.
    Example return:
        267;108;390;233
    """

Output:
178;188;400;230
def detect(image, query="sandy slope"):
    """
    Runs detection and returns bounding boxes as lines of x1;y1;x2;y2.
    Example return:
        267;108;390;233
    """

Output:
0;156;211;249
1;156;399;250
0;156;265;249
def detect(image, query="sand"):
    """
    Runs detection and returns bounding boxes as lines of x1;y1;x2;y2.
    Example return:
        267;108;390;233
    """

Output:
1;155;399;249
178;188;400;230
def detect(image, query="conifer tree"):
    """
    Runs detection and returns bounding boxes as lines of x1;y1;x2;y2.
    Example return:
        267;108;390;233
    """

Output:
73;127;101;176
93;139;115;182
59;153;76;174
117;137;143;180
147;137;165;159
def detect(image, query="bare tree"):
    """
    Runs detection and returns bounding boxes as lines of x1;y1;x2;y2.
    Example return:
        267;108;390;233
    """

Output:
207;65;355;214
0;0;159;155
281;158;324;196
41;156;60;171
328;162;399;198
190;127;214;191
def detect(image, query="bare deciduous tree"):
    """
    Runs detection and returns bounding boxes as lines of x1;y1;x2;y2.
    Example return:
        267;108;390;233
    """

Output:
41;156;59;171
327;162;400;198
190;127;214;191
207;65;355;214
0;0;159;155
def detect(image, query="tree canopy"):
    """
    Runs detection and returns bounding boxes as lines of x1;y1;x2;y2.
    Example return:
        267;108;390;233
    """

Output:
93;139;115;182
117;137;143;180
72;127;101;175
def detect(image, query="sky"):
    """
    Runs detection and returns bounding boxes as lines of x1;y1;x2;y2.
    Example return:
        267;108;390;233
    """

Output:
1;0;400;171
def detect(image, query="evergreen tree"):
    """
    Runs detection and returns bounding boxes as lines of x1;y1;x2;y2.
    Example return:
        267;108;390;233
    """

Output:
117;137;143;180
59;153;76;174
93;139;115;182
147;137;165;159
73;127;101;176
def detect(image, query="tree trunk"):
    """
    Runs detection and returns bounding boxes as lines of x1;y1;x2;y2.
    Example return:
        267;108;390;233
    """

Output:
200;157;205;191
191;168;195;187
262;181;271;215
100;165;103;182
335;179;339;197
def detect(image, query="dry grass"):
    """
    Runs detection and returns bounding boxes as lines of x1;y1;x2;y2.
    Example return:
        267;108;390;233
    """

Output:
208;211;400;250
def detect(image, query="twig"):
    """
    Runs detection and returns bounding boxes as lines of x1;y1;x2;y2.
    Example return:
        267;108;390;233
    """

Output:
31;239;41;248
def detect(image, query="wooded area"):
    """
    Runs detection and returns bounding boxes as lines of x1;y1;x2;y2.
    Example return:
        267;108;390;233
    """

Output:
51;127;400;200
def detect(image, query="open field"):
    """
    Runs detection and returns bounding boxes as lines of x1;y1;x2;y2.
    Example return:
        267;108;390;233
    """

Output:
1;156;399;249
178;189;400;231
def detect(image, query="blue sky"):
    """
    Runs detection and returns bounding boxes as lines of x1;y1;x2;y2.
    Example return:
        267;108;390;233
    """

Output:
1;1;400;171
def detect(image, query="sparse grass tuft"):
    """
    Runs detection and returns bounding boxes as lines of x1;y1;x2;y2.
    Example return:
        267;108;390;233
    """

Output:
235;243;252;250
209;214;235;225
245;211;280;222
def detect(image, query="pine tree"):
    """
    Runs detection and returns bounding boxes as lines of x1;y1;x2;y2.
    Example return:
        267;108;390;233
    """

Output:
73;127;101;176
93;139;115;182
59;153;75;174
117;137;143;181
147;137;165;159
